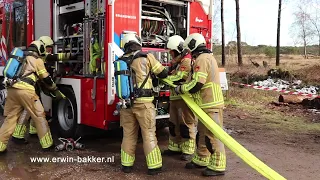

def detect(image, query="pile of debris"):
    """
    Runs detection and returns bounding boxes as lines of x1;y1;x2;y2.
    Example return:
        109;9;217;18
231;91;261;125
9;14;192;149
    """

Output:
252;68;320;111
253;78;319;95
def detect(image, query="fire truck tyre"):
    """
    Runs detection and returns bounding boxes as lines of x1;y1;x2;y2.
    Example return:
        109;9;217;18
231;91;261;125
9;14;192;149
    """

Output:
56;86;78;138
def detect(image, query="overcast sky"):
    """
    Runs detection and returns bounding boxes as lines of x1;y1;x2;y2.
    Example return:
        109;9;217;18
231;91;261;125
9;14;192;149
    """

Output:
213;0;299;46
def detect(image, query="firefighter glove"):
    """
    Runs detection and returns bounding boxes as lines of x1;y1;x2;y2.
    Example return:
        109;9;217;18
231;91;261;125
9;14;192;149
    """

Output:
174;85;182;94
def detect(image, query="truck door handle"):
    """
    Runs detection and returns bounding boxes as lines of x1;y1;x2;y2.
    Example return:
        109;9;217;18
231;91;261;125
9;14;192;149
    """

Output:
66;6;76;10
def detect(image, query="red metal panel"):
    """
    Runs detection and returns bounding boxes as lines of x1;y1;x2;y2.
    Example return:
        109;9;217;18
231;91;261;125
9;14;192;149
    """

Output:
189;2;211;48
113;0;140;35
80;78;107;129
27;0;34;44
103;0;140;127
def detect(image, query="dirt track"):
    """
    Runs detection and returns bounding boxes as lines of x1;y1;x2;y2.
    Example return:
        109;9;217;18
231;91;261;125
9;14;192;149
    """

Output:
0;106;320;180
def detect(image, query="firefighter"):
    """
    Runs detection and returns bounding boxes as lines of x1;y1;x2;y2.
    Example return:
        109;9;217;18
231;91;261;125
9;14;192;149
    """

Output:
11;36;72;143
119;33;168;175
174;33;226;176
162;35;197;161
0;40;65;154
11;36;58;143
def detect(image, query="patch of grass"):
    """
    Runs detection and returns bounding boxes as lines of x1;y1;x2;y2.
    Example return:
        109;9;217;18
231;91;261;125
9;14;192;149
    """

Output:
226;87;320;133
229;86;279;104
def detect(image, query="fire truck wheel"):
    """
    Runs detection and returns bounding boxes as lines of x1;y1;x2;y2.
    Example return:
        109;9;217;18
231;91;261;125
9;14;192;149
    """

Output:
55;86;79;138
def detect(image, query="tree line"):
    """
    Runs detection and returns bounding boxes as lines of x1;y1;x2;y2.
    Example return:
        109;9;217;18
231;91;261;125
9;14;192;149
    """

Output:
218;0;320;67
212;43;320;58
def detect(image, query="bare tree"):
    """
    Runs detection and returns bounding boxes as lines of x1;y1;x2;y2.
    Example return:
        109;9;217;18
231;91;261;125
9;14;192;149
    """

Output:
276;0;282;66
309;15;320;56
221;0;226;66
210;0;221;45
309;0;320;56
298;0;320;56
291;5;315;59
235;0;243;66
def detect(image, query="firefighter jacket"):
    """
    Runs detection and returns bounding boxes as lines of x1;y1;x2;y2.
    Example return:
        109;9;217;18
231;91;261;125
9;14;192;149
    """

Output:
180;53;224;109
166;54;192;101
125;51;168;103
12;54;55;92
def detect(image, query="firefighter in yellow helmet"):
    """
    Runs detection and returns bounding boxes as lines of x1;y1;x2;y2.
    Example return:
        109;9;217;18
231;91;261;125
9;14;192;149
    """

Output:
162;35;197;161
174;33;226;176
118;33;168;175
11;36;66;143
0;40;65;154
39;36;77;63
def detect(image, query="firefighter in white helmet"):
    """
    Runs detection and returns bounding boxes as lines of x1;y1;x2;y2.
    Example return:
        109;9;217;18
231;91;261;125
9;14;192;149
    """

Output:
0;40;65;154
11;36;66;144
162;35;197;161
118;33;168;175
174;33;226;176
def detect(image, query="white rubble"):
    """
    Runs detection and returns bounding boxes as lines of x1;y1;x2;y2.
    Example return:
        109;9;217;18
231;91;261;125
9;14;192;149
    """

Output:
253;78;319;95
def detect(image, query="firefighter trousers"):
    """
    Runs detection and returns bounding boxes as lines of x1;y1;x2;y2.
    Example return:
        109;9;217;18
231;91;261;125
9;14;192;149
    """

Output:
168;99;197;154
0;88;53;152
191;108;226;172
12;110;37;139
120;102;162;169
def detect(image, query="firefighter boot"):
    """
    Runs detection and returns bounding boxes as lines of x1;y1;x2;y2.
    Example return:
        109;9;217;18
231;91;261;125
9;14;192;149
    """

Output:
180;139;196;161
162;149;181;156
121;165;133;173
12;124;28;144
0;149;7;155
146;146;162;175
11;137;28;144
181;153;193;161
185;161;207;169
148;167;162;175
202;168;225;176
42;143;56;152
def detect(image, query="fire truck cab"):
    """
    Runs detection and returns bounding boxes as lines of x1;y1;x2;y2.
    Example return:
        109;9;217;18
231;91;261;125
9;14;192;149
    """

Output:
0;0;214;138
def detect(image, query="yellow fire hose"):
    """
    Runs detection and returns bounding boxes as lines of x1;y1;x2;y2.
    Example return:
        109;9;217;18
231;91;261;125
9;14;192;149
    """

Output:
161;78;286;180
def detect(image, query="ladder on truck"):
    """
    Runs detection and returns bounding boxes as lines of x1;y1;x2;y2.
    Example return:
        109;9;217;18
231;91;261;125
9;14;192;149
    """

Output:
83;0;105;77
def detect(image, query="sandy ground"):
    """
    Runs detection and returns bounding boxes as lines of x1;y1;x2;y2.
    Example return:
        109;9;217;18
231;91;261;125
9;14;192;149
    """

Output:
0;103;319;180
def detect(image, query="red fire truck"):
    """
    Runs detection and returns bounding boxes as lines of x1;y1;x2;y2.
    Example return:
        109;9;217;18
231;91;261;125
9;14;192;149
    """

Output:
0;0;214;138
